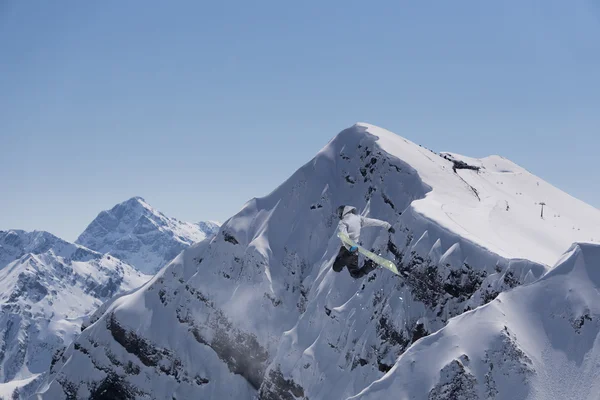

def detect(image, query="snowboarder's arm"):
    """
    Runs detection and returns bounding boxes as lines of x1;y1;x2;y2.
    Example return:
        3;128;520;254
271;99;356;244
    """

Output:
338;220;350;236
360;216;392;230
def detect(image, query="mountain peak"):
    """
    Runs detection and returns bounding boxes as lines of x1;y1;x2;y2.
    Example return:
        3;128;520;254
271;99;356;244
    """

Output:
124;195;150;207
37;123;600;400
542;242;600;287
110;195;156;215
76;197;220;274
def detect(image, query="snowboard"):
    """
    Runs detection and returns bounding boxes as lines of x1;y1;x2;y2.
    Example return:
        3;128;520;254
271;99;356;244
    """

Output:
337;231;400;275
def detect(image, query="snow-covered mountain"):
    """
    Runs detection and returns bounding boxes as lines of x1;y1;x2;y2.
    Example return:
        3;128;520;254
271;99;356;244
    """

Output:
35;123;600;399
0;230;148;399
76;197;220;274
353;242;600;400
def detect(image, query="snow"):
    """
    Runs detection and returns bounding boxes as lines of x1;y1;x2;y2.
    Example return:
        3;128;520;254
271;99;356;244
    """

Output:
0;230;97;271
361;123;600;266
0;230;148;398
76;196;220;274
33;123;600;399
0;198;220;398
353;242;600;400
0;375;39;399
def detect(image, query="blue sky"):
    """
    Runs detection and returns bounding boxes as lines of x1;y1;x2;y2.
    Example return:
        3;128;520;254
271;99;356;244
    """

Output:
1;1;599;241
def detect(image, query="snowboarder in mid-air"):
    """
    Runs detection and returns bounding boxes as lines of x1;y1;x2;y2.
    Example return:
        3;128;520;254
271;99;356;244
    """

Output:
333;205;395;279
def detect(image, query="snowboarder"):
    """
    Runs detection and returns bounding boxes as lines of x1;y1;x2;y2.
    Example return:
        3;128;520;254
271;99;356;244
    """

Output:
333;205;395;279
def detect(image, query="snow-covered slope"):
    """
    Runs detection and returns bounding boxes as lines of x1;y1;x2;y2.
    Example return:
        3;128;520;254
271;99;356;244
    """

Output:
35;123;600;399
76;197;220;274
0;230;84;271
353;242;600;400
0;230;148;399
369;125;599;267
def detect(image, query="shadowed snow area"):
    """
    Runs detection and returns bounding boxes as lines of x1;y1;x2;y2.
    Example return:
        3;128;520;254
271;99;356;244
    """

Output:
353;242;600;400
34;123;600;399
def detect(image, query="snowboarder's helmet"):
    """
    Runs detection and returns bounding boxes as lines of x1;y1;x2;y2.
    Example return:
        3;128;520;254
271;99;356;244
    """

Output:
337;205;357;219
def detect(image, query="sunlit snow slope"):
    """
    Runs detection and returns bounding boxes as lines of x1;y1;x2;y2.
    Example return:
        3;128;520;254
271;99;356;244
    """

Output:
366;123;599;266
36;123;599;400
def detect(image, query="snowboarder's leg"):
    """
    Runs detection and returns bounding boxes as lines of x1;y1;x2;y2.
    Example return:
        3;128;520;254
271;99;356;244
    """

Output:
361;258;377;275
332;246;349;273
351;258;377;279
346;252;361;278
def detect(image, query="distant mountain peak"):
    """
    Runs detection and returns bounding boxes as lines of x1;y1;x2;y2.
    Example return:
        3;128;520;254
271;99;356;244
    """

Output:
121;195;152;210
75;197;221;274
103;196;159;221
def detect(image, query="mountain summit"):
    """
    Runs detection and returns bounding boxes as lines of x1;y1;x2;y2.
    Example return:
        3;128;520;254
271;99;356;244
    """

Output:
76;197;220;274
37;124;600;399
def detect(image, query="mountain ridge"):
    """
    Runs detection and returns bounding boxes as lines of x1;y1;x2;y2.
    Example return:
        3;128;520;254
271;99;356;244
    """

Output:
0;229;148;399
34;123;600;399
353;242;600;400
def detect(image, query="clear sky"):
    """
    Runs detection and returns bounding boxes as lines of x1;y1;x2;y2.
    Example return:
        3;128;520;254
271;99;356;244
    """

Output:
1;1;599;242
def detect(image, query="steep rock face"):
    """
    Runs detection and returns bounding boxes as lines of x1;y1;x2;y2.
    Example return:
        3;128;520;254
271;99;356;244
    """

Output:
76;197;220;274
353;243;600;400
0;230;148;399
35;124;599;399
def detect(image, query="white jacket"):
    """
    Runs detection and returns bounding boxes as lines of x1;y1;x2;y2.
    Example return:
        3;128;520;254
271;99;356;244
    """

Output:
337;206;391;248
